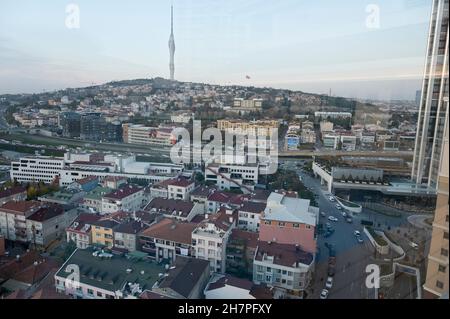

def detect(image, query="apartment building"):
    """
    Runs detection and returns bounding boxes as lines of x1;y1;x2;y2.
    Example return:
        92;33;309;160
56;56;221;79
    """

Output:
122;123;177;146
237;201;266;232
139;218;197;262
90;219;119;248
144;197;203;222
253;241;314;298
0;186;27;205
82;186;113;212
205;191;250;214
259;192;318;254
66;213;102;249
192;209;236;274
217;119;278;137
101;185;145;214
226;229;259;279
322;134;339;149
0;201;42;242
113;220;148;252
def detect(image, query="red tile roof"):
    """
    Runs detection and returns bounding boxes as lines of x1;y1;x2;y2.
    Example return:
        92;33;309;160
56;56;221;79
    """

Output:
255;241;314;267
0;200;42;216
27;204;65;222
103;184;143;200
144;198;194;218
140;218;197;245
0;186;27;199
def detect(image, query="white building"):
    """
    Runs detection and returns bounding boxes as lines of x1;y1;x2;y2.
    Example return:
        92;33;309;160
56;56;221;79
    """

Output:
101;185;145;214
10;156;65;184
167;178;195;201
205;162;259;193
192;209;236;274
237;201;266;232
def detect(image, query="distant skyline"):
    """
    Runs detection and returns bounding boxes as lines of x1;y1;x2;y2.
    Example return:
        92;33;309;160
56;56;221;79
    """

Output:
0;0;433;100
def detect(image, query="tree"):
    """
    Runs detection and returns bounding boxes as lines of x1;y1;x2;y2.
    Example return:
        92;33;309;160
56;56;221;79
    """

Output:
195;172;205;184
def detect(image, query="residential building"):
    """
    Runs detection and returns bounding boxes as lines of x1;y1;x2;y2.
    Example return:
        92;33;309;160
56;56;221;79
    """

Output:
192;208;236;274
152;257;210;299
144;197;203;222
253;241;314;298
237;201;266;232
314;111;352;120
38;189;85;205
101;185;145;214
300;129;316;144
206;191;249;214
54;247;166;299
340;134;357;151
90;219;119;248
217;119;278;137
412;0;449;189
190;185;217;204
139;218;197;262
320;121;334;133
82;186;113;213
114;220;148;252
66;213;102;249
0;186;27;205
259;192;318;253
205;274;272;299
122;124;177;146
0;201;43;242
226;229;258;279
322;134;339;149
167;178;195;201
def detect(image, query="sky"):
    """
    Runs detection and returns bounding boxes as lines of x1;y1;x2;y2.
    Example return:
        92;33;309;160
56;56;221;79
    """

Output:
0;0;433;100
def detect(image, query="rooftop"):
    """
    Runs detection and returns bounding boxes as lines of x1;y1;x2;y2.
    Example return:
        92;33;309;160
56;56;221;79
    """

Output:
55;248;166;294
103;184;143;200
144;198;194;218
239;201;266;214
27;204;65;222
140;218;197;245
115;220;148;235
0;186;27;199
263;192;316;226
255;240;314;267
0;200;42;216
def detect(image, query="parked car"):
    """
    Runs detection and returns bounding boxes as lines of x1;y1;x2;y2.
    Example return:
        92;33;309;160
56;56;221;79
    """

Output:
335;204;342;210
328;216;338;222
329;196;335;202
328;257;336;276
321;212;326;217
346;217;353;223
320;289;329;299
357;236;364;244
324;228;335;238
354;230;361;237
326;222;332;229
325;277;334;289
342;212;347;217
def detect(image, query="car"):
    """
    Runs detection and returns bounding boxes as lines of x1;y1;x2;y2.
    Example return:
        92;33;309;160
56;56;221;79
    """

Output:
346;217;353;223
328;216;338;222
325;277;334;289
335;204;342;210
320;212;326;217
326;222;332;229
354;230;361;237
329;196;335;202
357;237;364;244
324;229;335;238
320;289;329;299
342;212;347;217
409;242;419;249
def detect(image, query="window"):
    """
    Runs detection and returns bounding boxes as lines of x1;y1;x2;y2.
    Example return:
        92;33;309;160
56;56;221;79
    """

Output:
436;281;444;289
438;265;446;273
278;222;285;227
441;248;449;257
264;220;271;225
87;289;94;295
208;241;215;246
293;223;300;228
97;291;103;297
444;232;449;240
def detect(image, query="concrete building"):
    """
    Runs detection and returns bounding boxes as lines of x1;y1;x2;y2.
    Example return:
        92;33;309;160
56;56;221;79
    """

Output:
259;192;318;254
412;0;449;189
237;201;266;232
0;201;42;243
167;178;195;201
0;186;27;205
90;219;119;248
144;197;203;222
423;104;449;298
113;220;148;252
320;121;334;133
217;119;278;137
66;213;102;249
101;185;145;214
205;162;259;193
192;209;236;274
253;241;314;298
122;124;176;146
322;134;339;149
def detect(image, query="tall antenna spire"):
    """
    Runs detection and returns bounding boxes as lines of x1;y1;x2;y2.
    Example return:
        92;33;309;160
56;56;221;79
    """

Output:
168;3;176;81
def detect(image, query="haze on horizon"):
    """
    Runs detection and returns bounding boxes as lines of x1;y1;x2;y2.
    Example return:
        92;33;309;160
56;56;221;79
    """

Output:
0;0;432;100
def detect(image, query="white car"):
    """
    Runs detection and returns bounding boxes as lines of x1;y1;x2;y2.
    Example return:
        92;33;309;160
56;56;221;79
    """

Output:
329;196;335;202
325;277;334;289
335;204;342;210
328;216;338;222
320;289;329;299
354;230;361;237
320;212;326;217
342;212;347;217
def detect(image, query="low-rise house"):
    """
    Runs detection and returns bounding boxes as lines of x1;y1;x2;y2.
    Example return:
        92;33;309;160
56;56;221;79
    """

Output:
226;229;259;279
54;247;166;299
237;201;266;232
152;256;210;299
139;218;197;262
114;220;148;252
192;208;236;274
190;185;217;204
253;241;314;299
101;184;144;214
102;176;127;190
66;213;102;249
144;197;203;222
0;186;27;205
68;176;99;192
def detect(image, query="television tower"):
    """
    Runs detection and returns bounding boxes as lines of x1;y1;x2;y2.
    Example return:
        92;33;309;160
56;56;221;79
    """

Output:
168;4;176;81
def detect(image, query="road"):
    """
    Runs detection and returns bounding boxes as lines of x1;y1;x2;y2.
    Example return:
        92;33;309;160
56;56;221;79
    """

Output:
280;159;412;299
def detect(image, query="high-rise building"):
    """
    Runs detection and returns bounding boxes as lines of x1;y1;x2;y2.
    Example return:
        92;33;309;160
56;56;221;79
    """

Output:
59;112;81;138
168;5;175;81
80;112;104;141
412;0;449;188
423;97;449;299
